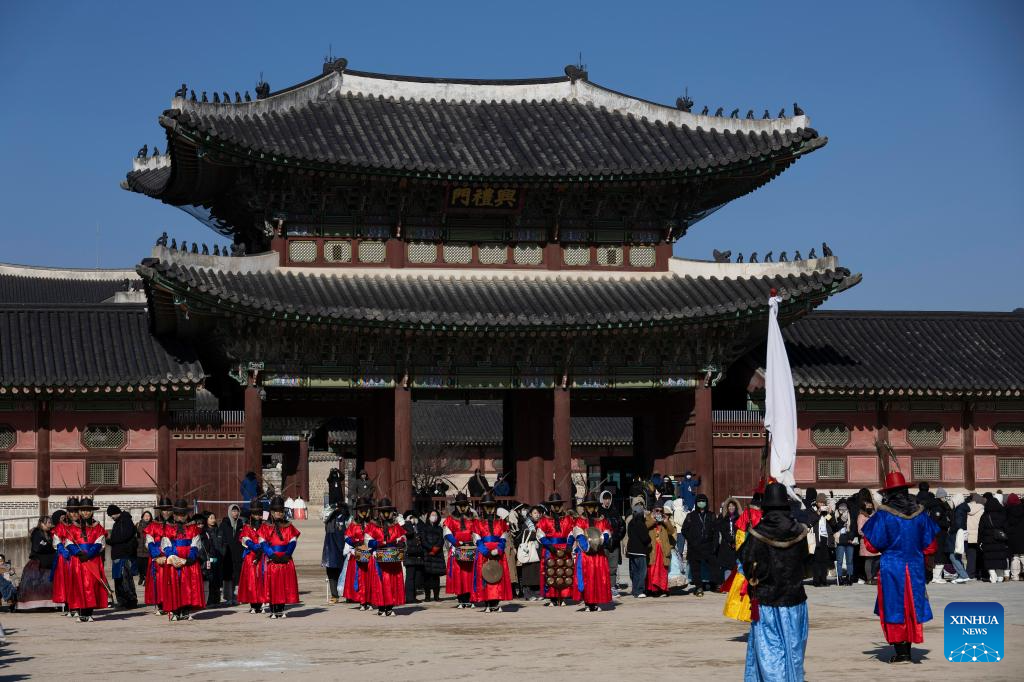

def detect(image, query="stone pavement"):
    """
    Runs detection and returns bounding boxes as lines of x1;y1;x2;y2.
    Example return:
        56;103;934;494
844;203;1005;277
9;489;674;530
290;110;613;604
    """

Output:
1;518;1021;680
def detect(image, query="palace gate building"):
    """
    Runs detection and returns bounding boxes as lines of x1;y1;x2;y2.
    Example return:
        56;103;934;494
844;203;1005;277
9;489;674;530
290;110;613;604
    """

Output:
1;61;1022;517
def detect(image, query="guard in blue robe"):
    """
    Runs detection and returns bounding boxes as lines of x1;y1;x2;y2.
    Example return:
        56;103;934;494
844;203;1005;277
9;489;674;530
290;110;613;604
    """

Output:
739;483;810;682
861;471;940;664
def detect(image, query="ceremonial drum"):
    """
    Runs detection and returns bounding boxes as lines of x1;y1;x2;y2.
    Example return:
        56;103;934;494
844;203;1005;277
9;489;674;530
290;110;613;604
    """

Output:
481;558;504;585
545;547;573;589
452;545;476;563
355;548;374;564
374;546;406;564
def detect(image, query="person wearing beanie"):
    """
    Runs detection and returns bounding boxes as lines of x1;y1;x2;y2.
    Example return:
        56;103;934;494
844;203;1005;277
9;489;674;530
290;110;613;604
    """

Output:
740;483;810;681
105;504;139;608
1006;493;1024;581
861;473;941;664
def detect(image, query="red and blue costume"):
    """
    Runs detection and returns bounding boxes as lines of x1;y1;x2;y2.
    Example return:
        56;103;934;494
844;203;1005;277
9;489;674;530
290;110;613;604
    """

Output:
50;519;71;607
471;516;512;604
368;521;406;608
343;519;378;605
443;514;476;596
572;515;612;606
143;519;170;608
259;522;300;605
536;512;577;601
237;521;267;606
159;522;205;614
64;520;109;612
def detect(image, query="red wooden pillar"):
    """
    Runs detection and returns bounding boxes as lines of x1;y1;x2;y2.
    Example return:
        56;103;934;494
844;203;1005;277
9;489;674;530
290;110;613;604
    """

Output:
693;384;715;507
36;400;50;516
962;401;975;490
297;438;310;502
553;387;571;501
244;378;263;481
393;386;413;511
157;399;170;494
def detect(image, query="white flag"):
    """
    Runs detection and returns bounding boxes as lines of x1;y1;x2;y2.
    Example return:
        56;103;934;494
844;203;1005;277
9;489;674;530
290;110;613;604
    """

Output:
764;295;797;488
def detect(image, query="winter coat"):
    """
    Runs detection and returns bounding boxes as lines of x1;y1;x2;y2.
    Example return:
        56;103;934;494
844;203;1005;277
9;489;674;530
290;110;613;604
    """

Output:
30;527;56;569
857;512;879;557
135;520;152;558
352;478;374;504
421;519;447;576
926;498;954;554
108;512;138;560
966;500;985;543
240;475;259;504
738;511;809;608
979;498;1010;562
326;473;344;507
681;496;717;561
603;503;626;552
219;514;245;579
678;476;700;510
403;519;425;566
1006;502;1024;554
646;514;676;567
715;499;742;567
626;513;652;556
321;508;348;569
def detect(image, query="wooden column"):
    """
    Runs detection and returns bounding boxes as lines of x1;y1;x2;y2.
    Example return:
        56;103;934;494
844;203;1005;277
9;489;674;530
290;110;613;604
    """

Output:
297;438;310;502
877;401;890;476
157;399;171;493
693;384;715;507
244;379;263;480
553;387;571;501
393;386;413;511
962;401;976;490
36;400;50;516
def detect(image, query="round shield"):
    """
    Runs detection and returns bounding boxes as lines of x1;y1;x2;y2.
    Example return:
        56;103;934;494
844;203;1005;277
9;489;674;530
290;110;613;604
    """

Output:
481;559;504;585
585;527;604;552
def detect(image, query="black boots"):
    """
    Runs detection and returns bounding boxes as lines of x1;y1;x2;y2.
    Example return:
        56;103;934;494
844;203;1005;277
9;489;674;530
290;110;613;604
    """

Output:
888;641;912;664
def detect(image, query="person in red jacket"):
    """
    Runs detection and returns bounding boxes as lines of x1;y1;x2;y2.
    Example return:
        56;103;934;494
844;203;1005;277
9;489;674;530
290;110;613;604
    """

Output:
536;492;577;607
344;498;378;611
143;497;174;614
444;493;476;608
237;502;267;614
160;499;205;621
471;493;512;612
369;498;407;617
573;492;613;612
259;496;300;619
51;499;76;617
64;497;109;622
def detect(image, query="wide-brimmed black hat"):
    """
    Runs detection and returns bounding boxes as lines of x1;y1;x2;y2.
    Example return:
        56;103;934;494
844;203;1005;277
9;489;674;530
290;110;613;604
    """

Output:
376;497;396;512
154;497;173;511
354;496;375;511
546;492;564;505
268;495;287;512
762;483;792;511
248;501;264;515
172;498;190;513
77;497;99;512
582;492;600;506
479;492;497;506
65;497;81;510
453;492;470;505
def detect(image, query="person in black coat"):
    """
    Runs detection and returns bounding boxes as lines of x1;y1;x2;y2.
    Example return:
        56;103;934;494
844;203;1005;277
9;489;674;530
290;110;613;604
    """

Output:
626;500;652;597
106;505;139;608
980;496;1010;581
925;492;953;582
196;511;225;605
218;505;244;605
1005;494;1024;580
402;511;426;603
326;468;344;507
322;503;349;603
420;510;446;601
682;493;719;593
716;498;742;585
600;490;626;594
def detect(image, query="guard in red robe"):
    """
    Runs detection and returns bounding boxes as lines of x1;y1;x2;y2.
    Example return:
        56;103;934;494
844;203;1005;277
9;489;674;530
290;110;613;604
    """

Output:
51;500;76;616
471;493;512;612
63;497;109;622
443;493;476;608
143;497;174;613
343;498;378;610
159;499;205;621
572;492;612;611
861;472;940;664
237;502;267;613
536;492;577;606
368;498;406;616
259;496;300;618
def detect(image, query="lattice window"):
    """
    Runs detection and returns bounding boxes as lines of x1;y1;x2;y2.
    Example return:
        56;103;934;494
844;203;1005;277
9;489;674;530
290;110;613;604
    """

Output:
817;458;846;480
0;462;8;486
479;244;507;265
324;241;352;263
907;422;944;447
82;424;127;450
87;462;119;486
513;244;543;265
358;240;386;263
563;246;591;266
993;423;1024;447
0;425;14;451
287;240;317;263
443;244;473;264
629;245;656;268
911;458;941;481
596;246;623;266
811;423;850;448
998;458;1024;480
407;242;437;264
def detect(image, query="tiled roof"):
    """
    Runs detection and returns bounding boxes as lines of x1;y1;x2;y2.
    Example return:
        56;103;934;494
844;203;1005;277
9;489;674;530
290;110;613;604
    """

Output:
151;68;825;181
0;273;139;305
138;260;856;331
780;311;1024;396
123;165;171;197
0;306;204;390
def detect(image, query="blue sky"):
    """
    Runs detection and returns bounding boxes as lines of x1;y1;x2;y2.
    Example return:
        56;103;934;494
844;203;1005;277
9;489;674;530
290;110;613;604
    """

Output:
1;2;1021;310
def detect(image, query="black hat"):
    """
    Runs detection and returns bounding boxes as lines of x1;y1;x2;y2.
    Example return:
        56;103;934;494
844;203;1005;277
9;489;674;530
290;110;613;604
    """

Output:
762;483;792;511
480;492;497;506
172;498;190;513
65;497;81;510
248;502;264;516
154;497;173;511
376;497;396;512
453;492;470;505
546;492;564;505
77;497;99;512
582;492;600;506
50;510;66;525
268;495;287;512
106;504;122;516
354;497;374;511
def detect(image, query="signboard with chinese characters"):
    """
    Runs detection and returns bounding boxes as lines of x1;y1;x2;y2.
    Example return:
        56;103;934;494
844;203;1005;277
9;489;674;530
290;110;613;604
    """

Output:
447;186;522;212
